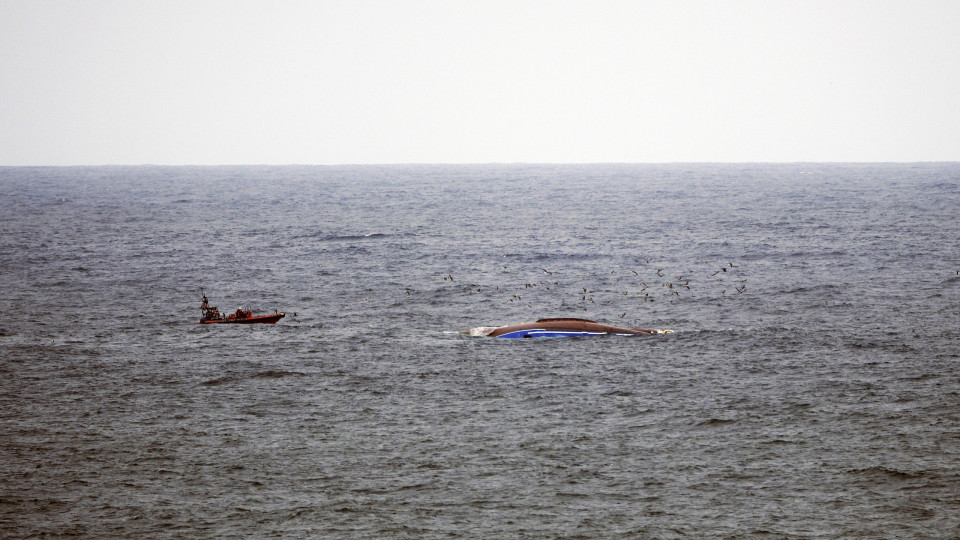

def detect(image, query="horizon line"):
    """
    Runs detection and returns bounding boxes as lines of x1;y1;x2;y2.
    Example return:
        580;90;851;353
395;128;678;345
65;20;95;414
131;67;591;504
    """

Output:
3;160;959;168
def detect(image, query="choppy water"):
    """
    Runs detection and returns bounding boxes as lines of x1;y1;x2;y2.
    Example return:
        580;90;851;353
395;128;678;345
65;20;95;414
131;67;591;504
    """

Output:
2;163;959;538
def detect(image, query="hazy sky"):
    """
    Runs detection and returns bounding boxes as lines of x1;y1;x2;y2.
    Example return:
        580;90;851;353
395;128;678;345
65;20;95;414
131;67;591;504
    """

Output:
2;0;959;165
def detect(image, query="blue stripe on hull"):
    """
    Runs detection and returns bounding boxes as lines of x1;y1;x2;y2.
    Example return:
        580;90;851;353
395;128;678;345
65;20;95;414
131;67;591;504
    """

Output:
495;329;631;339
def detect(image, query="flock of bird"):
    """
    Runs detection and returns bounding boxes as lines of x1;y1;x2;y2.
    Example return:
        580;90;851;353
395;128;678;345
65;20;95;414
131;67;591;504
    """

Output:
433;258;749;312
428;263;960;315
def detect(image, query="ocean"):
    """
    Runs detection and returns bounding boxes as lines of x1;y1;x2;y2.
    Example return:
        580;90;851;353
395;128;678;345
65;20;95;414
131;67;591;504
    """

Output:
1;163;959;538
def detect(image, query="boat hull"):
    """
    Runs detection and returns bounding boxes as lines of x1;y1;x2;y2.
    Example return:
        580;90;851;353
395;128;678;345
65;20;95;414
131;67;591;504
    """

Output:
198;312;285;324
472;318;670;338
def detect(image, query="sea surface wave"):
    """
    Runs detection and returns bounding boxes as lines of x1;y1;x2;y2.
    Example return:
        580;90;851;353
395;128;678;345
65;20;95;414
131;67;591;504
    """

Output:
2;163;959;538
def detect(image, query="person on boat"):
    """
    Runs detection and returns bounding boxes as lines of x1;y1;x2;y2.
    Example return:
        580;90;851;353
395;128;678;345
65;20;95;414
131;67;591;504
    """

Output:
236;307;246;319
200;295;222;321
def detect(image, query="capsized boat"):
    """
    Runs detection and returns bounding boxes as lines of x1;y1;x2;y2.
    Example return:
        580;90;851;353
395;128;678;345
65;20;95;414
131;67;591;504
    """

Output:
198;292;285;324
463;318;673;338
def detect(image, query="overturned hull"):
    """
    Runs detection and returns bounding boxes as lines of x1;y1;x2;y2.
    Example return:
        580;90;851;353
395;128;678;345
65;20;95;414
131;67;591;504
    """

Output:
466;318;672;338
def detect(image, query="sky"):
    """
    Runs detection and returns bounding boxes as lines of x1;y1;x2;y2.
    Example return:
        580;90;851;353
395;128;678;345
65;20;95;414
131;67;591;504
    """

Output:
2;0;959;165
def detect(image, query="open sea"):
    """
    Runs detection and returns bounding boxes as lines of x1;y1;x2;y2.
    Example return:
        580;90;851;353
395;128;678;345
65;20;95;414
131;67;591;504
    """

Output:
1;163;959;538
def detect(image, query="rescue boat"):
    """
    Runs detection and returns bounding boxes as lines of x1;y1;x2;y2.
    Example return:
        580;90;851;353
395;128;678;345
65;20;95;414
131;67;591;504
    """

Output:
198;291;286;324
463;318;672;338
